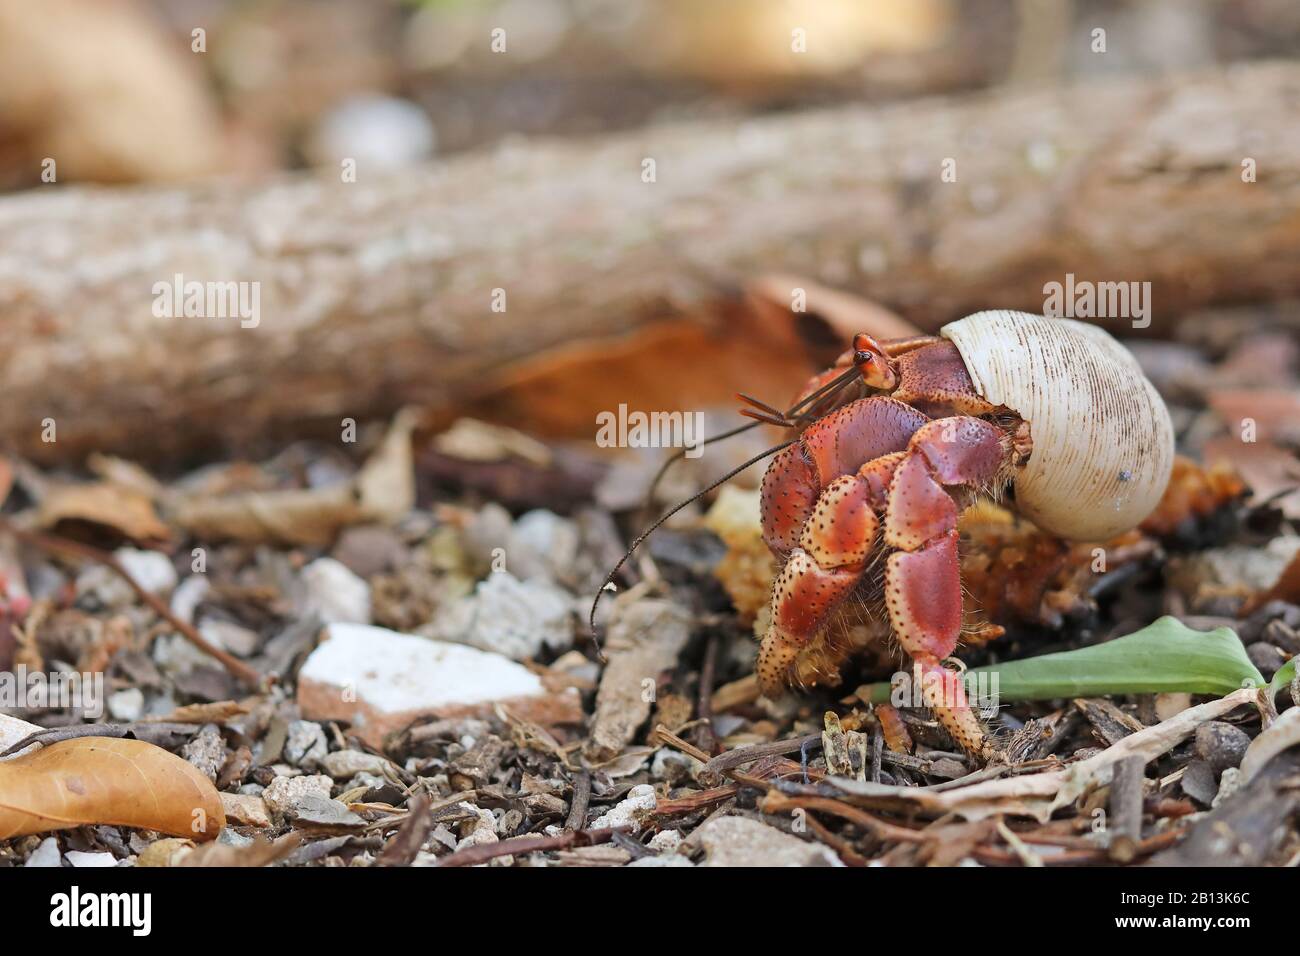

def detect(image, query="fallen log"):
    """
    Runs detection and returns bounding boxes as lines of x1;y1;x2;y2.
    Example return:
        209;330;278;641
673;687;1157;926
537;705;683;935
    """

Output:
2;62;1298;465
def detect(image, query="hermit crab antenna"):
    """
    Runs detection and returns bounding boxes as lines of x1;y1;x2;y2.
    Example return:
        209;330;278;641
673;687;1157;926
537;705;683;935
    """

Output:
641;364;860;513
786;364;861;418
589;437;800;659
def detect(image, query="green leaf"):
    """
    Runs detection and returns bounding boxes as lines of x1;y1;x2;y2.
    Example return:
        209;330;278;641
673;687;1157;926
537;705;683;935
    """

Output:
1270;656;1297;705
858;616;1265;705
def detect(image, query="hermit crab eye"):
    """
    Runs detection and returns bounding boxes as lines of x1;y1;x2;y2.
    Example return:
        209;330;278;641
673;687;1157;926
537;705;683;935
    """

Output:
854;350;873;365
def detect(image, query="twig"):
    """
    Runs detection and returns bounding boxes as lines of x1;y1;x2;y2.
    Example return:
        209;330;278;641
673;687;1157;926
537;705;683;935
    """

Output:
565;771;591;831
696;732;822;786
434;826;629;867
973;825;1186;867
694;632;719;757
0;518;264;688
1107;755;1146;863
758;792;929;844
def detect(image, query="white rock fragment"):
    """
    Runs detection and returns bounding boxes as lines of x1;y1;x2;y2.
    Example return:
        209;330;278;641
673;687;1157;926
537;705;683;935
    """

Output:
647;829;683;854
590;784;657;834
689;816;843;867
117;548;178;595
455;803;499;850
0;713;43;760
429;571;574;660
297;557;371;625
322;749;390;780
652;747;702;786
262;774;333;818
285;720;328;767
25;837;62;867
309;95;435;171
198;619;261;658
219;792;273;828
65;851;118;868
510;509;580;581
627;854;694;867
76;548;176;607
297;623;580;748
170;574;210;625
107;687;144;722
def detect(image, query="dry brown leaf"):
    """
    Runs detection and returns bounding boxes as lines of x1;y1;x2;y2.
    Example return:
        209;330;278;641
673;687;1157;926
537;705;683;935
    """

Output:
1243;547;1300;615
36;481;172;547
169;408;417;545
0;455;12;508
145;699;252;725
179;832;302;867
446;283;918;441
0;736;225;840
745;273;922;342
1202;437;1300;519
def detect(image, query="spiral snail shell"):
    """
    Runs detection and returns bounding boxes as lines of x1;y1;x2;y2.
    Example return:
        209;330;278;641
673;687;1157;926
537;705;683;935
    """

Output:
940;310;1174;542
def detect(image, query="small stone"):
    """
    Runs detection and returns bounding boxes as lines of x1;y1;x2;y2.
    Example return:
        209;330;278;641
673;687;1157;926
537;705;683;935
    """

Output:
309;95;435;171
651;747;701;786
25;837;61;868
198;619;262;657
1181;759;1218;805
322;749;391;780
136;838;194;867
1246;642;1286;679
65;851;118;868
1239;600;1300;645
218;828;254;849
288;795;365;828
170;574;210;625
262;773;333;817
182;724;225;782
429;571;574;660
76;548;177;607
332;525;406;578
118;548;178;594
455;802;498;850
1213;767;1243;807
590;784;657;834
297;623;581;748
647;829;683;854
285;720;328;768
1194;722;1252;775
509;509;580;583
220;792;273;828
626;854;694;867
297;557;371;625
689;816;842;867
107;687;144;722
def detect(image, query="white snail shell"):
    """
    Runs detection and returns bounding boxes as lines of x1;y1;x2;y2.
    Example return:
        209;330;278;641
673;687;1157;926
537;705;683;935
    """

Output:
940;310;1174;542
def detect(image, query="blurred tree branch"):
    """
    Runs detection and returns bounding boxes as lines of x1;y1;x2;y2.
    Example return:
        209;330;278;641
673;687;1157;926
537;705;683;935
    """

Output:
1;63;1298;464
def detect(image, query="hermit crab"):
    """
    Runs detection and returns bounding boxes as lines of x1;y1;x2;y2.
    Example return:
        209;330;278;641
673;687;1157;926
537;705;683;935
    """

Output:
595;311;1174;761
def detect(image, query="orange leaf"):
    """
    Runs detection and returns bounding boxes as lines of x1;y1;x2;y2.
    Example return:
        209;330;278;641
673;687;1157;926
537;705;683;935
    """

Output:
0;737;224;841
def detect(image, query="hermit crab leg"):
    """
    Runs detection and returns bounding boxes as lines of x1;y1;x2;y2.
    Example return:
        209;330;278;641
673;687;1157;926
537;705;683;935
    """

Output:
882;417;1014;761
755;396;930;692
